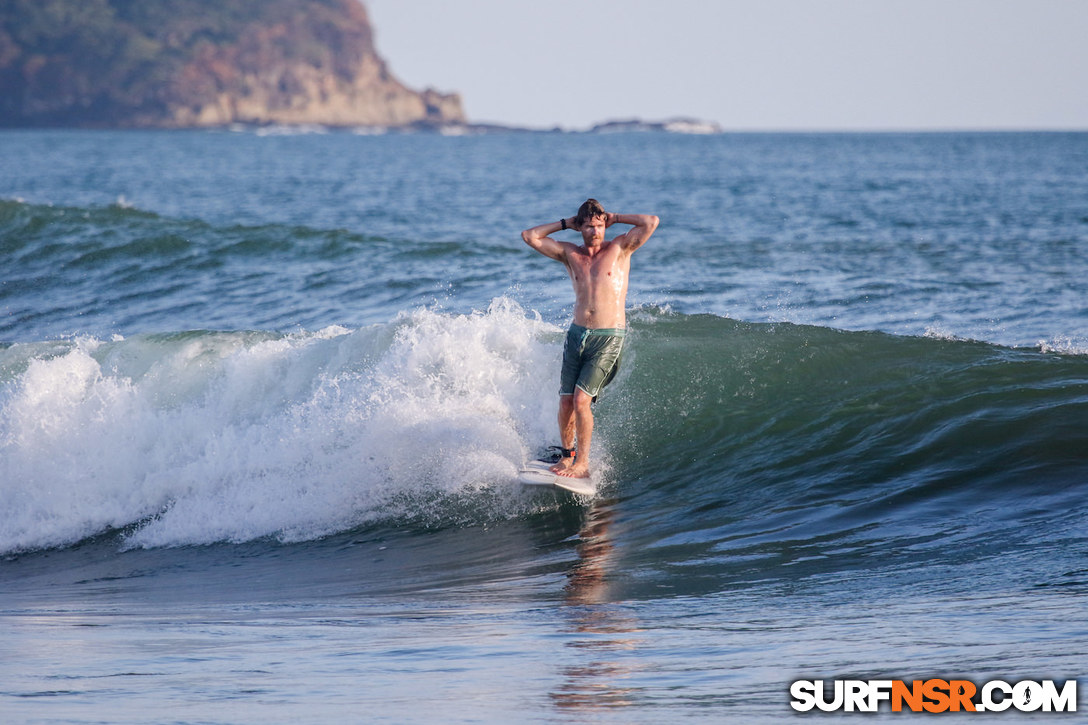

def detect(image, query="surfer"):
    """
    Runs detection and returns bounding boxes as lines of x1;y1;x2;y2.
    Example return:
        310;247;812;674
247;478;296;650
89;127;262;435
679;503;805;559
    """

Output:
521;199;659;478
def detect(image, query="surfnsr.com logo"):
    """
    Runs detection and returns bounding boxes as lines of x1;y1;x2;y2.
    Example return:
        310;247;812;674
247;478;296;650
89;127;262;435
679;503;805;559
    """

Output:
790;679;1077;713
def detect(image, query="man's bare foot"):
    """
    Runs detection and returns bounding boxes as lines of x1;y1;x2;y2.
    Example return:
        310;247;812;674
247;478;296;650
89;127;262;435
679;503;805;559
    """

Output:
556;462;590;479
549;456;575;474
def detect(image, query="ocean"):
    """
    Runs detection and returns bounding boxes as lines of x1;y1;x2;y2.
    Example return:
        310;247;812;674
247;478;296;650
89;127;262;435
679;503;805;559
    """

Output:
1;129;1086;722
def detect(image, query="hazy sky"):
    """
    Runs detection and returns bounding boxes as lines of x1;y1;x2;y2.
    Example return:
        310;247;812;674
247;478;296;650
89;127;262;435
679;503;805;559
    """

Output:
365;0;1088;131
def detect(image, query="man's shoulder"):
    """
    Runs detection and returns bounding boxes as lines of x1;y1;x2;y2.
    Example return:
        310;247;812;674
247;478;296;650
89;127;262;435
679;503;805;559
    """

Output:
604;239;634;256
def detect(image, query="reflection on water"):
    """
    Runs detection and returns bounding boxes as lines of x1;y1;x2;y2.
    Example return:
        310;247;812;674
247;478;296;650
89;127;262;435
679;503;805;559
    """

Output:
564;500;617;607
552;500;644;711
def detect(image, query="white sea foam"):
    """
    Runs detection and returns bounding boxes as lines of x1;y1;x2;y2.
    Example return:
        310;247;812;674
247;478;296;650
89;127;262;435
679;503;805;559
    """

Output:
1037;337;1088;356
922;325;957;341
0;298;562;552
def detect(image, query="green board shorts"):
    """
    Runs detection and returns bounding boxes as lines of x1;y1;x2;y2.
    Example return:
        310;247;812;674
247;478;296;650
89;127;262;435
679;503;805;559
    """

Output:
559;324;626;400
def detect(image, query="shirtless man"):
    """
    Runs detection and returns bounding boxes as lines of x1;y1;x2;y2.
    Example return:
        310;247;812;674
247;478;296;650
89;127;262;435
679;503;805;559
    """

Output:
521;199;659;478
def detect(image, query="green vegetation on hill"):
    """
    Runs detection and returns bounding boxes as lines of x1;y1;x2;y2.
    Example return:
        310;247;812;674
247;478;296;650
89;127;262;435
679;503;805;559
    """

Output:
0;0;457;127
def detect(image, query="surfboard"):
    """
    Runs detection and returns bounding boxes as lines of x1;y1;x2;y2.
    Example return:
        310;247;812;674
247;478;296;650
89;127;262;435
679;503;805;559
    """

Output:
517;460;596;497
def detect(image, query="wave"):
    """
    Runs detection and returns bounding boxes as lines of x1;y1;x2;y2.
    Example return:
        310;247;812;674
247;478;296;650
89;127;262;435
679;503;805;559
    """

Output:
2;301;1087;557
0;198;509;340
583;313;1087;598
0;299;560;553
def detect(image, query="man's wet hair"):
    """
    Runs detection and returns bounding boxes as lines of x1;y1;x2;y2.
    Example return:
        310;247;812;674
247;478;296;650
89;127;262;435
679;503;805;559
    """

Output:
575;198;606;227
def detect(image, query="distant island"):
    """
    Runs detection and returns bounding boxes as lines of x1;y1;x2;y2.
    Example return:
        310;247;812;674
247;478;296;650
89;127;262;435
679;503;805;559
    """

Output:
586;118;721;135
0;0;718;134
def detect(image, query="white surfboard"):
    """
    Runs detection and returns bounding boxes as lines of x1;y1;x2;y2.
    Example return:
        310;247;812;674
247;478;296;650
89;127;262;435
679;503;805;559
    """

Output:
517;460;596;497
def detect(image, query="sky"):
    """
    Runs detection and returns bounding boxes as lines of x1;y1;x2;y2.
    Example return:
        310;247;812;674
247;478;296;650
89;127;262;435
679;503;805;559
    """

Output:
365;0;1088;131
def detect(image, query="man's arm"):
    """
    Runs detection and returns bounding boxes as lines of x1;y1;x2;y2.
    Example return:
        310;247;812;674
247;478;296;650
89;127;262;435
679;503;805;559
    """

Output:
521;218;573;263
608;212;660;253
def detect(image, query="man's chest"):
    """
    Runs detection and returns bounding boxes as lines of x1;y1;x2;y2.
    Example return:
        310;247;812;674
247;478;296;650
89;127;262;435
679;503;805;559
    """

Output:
568;246;627;283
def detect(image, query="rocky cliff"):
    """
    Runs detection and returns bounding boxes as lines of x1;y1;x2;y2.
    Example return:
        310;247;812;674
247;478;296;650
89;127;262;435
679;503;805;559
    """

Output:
0;0;464;128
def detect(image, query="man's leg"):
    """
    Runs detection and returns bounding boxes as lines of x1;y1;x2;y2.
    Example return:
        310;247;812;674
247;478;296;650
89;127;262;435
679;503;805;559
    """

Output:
550;394;577;473
557;389;593;478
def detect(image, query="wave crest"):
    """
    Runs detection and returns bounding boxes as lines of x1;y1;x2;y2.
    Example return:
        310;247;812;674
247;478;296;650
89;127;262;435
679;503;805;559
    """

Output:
4;304;1087;555
1;300;560;553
